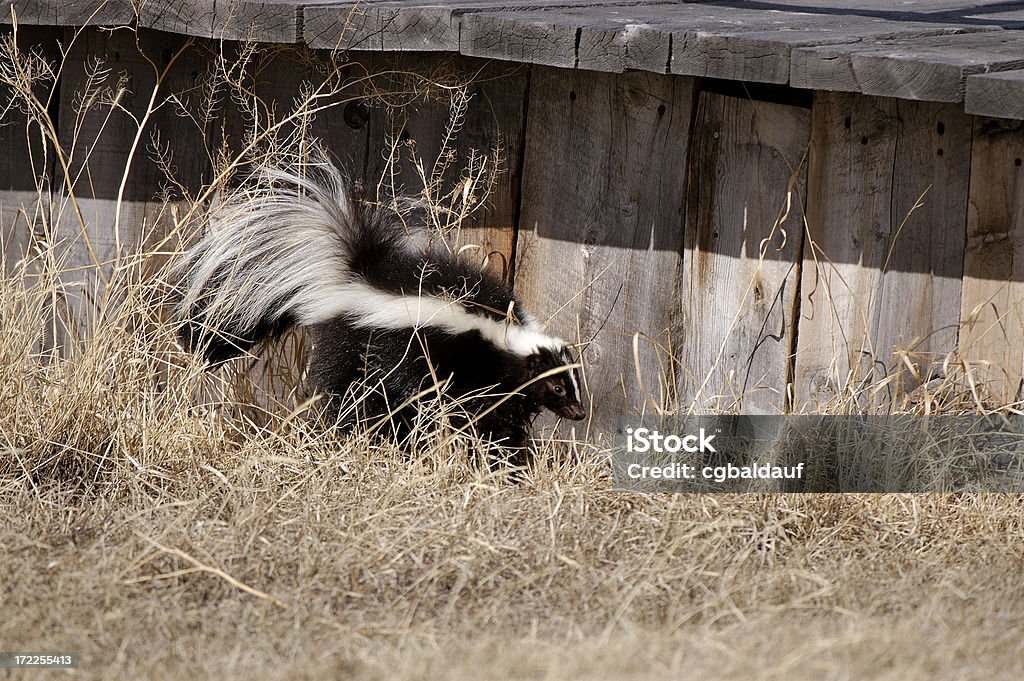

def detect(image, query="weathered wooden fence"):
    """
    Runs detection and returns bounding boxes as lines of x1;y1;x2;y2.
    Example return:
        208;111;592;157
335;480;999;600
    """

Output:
4;1;1024;438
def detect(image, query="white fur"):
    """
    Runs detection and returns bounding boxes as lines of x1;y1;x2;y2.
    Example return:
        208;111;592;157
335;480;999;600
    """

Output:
566;361;581;398
307;281;564;358
175;160;353;337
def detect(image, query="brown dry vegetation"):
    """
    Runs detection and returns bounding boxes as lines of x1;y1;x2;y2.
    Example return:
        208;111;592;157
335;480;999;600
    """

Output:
2;20;1024;681
5;438;1024;680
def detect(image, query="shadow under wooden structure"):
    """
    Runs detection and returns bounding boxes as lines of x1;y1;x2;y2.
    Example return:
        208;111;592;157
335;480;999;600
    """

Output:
4;0;1024;441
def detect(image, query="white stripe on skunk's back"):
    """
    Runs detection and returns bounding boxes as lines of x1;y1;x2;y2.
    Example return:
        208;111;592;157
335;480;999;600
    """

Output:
306;280;565;358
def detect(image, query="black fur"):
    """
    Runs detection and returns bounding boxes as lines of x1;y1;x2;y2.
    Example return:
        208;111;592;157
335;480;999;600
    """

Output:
309;316;584;454
340;200;533;325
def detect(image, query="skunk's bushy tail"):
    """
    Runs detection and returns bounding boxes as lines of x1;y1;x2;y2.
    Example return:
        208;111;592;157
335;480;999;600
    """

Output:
173;152;404;363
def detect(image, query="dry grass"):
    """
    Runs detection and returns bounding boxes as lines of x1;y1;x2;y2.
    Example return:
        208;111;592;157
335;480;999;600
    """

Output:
5;465;1024;679
2;20;1024;681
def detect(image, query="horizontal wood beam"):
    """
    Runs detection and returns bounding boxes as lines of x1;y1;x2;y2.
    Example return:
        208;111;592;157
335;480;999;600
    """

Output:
966;69;1024;119
6;0;1024;115
791;30;1024;102
7;0;305;42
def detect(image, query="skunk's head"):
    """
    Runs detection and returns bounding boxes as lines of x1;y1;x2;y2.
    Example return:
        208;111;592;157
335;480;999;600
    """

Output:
525;345;586;421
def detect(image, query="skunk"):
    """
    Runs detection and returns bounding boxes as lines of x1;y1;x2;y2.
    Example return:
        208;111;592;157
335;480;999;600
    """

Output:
173;152;585;453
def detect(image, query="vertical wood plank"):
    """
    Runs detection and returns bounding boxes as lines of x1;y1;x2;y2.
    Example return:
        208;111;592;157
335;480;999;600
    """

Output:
0;193;45;269
211;45;372;199
54;27;212;260
228;47;373;407
875;99;970;392
516;66;696;437
359;53;528;278
49;28;213;346
58;29;215;205
960;118;1024;404
0;26;62;270
680;91;810;414
795;93;896;409
795;92;970;409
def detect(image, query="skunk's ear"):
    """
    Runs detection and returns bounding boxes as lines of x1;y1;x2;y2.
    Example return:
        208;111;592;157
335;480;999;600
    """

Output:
525;351;545;374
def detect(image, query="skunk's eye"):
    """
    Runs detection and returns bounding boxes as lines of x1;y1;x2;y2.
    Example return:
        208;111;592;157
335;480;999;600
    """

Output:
552;384;565;396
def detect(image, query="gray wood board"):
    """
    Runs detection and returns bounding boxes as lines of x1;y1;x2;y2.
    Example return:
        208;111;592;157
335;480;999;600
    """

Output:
356;53;528;278
302;0;643;52
6;0;135;28
515;66;696;435
46;30;215;348
966;69;1024;119
701;0;1024;21
794;92;971;409
669;11;984;83
0;25;62;269
8;0;1024;106
791;30;1024;101
680;91;809;413
958;117;1024;403
304;1;457;51
7;0;304;42
56;30;216;202
461;5;681;73
460;4;984;79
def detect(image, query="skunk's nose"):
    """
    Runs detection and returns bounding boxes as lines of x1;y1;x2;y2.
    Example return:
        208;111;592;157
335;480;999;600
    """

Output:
560;402;586;421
